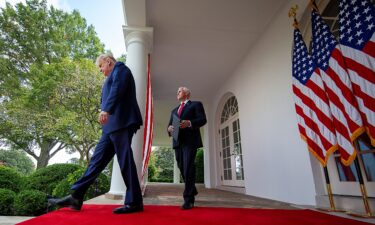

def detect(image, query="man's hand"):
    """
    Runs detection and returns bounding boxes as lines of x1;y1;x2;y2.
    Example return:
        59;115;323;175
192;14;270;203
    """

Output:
167;125;174;133
180;120;191;129
98;111;109;125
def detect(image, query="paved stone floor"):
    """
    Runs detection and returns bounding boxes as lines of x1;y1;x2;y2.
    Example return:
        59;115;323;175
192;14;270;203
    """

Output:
1;183;374;224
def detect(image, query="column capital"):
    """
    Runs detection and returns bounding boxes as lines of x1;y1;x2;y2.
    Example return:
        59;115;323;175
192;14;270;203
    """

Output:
123;26;153;53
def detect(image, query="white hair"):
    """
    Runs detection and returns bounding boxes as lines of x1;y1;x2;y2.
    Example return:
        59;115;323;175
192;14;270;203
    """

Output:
95;53;116;66
180;87;191;98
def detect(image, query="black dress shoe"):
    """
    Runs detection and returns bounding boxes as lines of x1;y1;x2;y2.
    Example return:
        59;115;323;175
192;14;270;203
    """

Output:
181;202;194;210
113;204;144;214
48;195;83;211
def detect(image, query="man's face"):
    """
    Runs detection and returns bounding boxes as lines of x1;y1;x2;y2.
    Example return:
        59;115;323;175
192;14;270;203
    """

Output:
177;88;187;101
98;58;113;77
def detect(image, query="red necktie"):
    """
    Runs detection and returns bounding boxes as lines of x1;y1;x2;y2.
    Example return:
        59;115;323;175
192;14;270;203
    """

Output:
178;102;185;117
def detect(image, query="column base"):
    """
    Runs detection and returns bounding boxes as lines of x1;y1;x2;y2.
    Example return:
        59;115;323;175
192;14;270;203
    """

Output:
105;192;124;200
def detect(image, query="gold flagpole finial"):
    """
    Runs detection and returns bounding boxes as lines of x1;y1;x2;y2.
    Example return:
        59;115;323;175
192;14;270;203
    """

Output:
288;4;298;19
288;4;299;28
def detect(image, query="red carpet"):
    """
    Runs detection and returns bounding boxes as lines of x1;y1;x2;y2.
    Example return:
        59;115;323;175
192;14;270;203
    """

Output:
16;205;371;225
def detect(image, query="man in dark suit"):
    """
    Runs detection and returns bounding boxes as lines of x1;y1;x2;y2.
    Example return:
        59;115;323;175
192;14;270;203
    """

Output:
167;87;207;210
49;53;144;214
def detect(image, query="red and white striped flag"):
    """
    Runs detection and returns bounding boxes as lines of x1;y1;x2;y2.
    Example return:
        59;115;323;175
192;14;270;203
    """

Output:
142;54;154;183
339;0;375;146
311;9;365;166
292;27;338;166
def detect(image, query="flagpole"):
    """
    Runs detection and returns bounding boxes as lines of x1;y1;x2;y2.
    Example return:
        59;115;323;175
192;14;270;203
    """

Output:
316;166;345;212
347;158;374;218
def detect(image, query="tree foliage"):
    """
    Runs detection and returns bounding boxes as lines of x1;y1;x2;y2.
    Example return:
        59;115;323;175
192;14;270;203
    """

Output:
0;0;105;168
150;147;174;182
0;149;35;174
54;59;103;164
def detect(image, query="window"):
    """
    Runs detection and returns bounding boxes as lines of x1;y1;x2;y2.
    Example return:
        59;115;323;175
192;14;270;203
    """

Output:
219;95;244;186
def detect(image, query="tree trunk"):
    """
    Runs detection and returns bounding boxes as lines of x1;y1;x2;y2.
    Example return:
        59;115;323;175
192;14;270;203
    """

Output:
36;140;61;169
36;148;50;169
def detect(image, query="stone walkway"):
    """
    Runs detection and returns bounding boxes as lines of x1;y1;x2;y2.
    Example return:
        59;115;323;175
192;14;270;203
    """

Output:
87;183;296;209
1;183;374;224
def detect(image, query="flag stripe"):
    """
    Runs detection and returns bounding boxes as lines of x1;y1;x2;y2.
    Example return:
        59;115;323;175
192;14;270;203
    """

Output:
343;56;375;85
351;82;375;112
142;54;153;181
293;82;336;137
363;39;375;58
341;45;375;77
294;103;326;159
321;66;362;134
293;85;336;150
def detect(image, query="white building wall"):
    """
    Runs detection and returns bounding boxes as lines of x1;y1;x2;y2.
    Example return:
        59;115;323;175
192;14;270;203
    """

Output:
207;0;316;205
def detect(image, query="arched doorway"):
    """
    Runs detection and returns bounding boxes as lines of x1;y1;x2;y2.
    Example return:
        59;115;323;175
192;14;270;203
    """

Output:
218;95;244;187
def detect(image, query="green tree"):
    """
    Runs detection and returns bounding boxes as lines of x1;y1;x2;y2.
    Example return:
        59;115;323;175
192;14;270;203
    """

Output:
116;54;127;63
147;153;156;181
0;0;104;168
152;147;174;182
54;59;103;165
0;59;103;168
0;149;35;174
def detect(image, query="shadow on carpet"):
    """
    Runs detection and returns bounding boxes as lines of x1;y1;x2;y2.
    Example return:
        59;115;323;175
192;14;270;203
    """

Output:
16;204;372;225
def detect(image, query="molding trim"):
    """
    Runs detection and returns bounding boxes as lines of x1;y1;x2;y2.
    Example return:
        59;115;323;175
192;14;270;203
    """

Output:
123;26;154;53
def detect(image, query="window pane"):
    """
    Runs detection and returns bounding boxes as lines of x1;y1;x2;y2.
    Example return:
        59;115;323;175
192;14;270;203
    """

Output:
334;156;358;182
355;133;375;181
235;155;244;180
357;134;373;151
220;96;239;124
360;153;375;182
234;132;238;143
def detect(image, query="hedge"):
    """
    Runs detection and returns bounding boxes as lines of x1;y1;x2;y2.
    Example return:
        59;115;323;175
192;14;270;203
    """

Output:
26;164;82;195
0;166;23;193
0;188;16;215
14;190;47;216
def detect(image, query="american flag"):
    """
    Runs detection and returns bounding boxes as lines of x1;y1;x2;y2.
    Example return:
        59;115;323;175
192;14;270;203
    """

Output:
292;27;338;166
311;9;365;166
339;0;375;146
141;54;153;187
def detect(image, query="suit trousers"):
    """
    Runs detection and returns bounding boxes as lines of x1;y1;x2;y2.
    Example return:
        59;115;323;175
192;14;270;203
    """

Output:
174;144;198;203
70;128;142;205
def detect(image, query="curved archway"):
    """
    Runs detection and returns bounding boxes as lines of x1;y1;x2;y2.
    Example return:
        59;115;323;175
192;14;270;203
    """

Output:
216;94;244;187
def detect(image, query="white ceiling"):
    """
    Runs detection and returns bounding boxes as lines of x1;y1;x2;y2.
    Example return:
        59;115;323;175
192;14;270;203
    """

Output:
123;0;289;145
145;0;289;101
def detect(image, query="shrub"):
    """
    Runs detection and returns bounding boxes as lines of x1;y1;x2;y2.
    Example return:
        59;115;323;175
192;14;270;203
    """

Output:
149;177;173;183
26;164;82;195
14;190;47;216
195;148;204;183
53;168;110;200
0;166;23;192
0;188;16;215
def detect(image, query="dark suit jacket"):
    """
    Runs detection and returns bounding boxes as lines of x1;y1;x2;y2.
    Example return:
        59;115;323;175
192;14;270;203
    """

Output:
168;101;207;149
101;62;143;134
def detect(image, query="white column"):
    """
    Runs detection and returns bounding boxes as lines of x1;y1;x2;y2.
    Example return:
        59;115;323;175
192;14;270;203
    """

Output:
106;26;153;199
173;156;180;184
106;157;126;199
